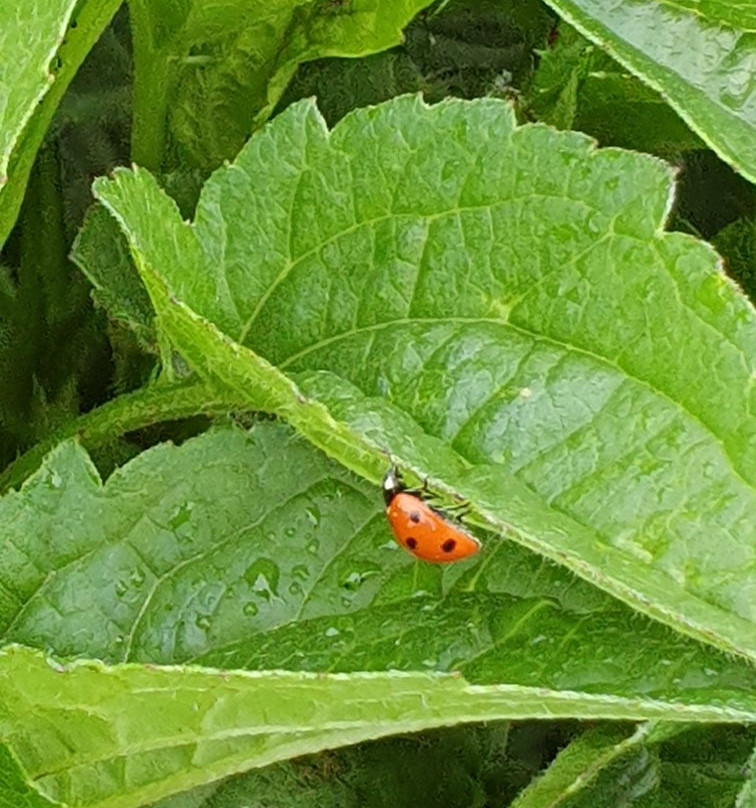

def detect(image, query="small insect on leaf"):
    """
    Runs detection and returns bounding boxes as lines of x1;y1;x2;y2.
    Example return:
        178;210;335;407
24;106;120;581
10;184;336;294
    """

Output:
382;468;481;563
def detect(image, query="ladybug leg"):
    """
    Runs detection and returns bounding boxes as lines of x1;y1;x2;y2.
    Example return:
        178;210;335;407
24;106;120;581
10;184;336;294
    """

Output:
401;473;428;498
440;500;470;519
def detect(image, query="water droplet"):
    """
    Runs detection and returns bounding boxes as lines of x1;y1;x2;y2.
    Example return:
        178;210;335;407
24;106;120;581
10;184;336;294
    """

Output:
50;471;62;488
341;568;380;591
586;212;604;234
243;601;259;617
324;627;340;637
115;579;128;597
284;526;296;538
720;87;748;111
292;564;310;581
130;568;146;587
169;502;193;530
306;539;320;555
243;558;281;598
288;582;304;596
305;506;321;526
195;614;211;630
341;572;364;591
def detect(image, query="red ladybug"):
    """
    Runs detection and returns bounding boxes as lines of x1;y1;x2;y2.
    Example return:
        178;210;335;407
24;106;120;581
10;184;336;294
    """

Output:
382;467;481;563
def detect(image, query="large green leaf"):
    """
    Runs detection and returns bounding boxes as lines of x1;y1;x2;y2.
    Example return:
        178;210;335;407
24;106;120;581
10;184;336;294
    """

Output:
92;96;756;662
0;0;122;248
2;644;751;808
3;424;756;707
541;0;756;182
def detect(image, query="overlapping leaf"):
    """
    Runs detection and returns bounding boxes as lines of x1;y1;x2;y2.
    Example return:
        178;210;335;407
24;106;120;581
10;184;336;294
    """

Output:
3;642;751;808
542;0;756;181
92;96;756;662
2;424;755;710
2;427;756;807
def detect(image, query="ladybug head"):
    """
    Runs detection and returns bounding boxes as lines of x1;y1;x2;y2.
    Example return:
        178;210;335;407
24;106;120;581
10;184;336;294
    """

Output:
382;466;403;506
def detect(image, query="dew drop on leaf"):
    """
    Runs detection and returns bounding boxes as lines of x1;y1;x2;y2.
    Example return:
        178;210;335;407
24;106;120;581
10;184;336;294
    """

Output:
168;502;193;530
242;601;259;617
341;572;364;590
130;567;146;587
243;558;280;598
292;564;310;581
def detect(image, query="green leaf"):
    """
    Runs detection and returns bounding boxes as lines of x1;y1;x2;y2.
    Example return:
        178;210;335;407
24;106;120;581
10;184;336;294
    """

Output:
0;637;754;808
4;424;756;704
127;0;436;171
0;741;59;807
541;0;756;182
0;0;73;180
560;725;756;808
92;96;756;663
0;0;122;249
71;205;156;348
529;24;704;157
278;51;427;128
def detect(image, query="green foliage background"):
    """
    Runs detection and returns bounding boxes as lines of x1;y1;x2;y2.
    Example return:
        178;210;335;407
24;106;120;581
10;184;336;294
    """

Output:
0;1;754;806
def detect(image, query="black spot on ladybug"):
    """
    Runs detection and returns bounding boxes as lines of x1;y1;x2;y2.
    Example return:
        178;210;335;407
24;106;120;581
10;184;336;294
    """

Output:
409;511;421;523
441;538;457;553
405;537;418;549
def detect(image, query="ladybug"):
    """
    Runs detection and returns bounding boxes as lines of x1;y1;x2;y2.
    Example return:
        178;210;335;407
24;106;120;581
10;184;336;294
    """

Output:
382;467;481;563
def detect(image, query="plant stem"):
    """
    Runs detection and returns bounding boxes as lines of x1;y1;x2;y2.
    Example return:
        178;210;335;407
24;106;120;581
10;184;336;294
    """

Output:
0;378;250;492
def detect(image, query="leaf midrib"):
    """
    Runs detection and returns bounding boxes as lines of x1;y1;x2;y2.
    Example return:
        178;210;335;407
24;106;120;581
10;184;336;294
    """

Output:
278;314;751;489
